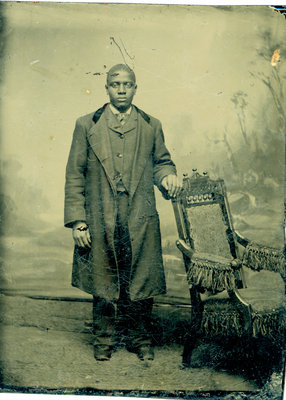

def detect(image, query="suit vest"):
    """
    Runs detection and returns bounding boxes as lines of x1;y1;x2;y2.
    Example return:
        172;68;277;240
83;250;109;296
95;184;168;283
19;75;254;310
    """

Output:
105;105;138;193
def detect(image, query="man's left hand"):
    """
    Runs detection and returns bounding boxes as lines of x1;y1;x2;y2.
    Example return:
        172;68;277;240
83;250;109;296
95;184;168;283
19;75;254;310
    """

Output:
161;175;182;198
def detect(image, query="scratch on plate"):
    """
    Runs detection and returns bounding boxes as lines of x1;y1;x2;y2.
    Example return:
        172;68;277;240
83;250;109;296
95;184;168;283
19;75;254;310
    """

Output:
30;60;40;65
271;49;280;66
110;37;135;68
30;64;59;79
119;37;135;61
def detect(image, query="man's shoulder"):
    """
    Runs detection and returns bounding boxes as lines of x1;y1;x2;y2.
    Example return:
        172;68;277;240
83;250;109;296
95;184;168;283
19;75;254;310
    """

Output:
148;114;161;127
134;106;161;127
75;104;107;128
76;111;97;126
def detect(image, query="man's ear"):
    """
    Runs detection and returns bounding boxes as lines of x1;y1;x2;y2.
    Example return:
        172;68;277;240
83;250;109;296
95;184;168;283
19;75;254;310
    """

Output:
105;84;109;95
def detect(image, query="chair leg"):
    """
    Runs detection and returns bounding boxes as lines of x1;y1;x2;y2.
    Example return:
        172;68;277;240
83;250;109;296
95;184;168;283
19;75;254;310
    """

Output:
181;287;203;368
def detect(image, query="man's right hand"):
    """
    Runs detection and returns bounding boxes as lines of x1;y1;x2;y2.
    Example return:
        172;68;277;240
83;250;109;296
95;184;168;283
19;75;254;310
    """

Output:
72;221;91;248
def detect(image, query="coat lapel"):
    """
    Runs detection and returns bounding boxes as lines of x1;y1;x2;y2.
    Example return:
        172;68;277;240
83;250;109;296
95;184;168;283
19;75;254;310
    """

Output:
120;108;138;134
87;108;116;193
105;106;122;134
129;110;154;199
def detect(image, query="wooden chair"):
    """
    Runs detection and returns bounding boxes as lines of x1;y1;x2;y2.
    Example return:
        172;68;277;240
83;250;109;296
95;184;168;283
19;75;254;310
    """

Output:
172;170;285;368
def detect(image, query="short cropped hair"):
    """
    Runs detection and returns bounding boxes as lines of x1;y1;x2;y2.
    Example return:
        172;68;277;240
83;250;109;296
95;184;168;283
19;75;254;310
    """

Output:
106;64;136;84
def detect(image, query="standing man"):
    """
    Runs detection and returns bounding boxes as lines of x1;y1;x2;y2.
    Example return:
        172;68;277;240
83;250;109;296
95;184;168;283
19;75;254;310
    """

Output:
64;64;181;362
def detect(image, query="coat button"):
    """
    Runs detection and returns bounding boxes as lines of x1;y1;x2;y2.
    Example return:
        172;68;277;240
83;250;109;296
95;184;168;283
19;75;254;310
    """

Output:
117;153;123;158
120;134;124;139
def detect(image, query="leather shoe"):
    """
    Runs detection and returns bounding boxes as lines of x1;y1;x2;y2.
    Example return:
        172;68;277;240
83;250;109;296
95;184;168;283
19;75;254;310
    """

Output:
94;345;112;361
127;345;154;361
135;345;154;361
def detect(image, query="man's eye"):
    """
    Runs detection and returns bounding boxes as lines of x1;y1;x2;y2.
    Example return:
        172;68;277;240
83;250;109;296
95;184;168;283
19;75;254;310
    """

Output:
109;82;133;89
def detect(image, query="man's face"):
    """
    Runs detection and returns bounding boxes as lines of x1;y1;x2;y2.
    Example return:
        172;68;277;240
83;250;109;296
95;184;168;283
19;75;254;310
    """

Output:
105;70;137;112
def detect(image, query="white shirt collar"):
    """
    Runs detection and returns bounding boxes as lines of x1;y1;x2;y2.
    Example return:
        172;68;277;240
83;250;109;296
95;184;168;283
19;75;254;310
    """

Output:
109;103;132;115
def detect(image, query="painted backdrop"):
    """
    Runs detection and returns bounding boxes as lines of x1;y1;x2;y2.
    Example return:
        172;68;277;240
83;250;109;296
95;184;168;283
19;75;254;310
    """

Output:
0;4;285;299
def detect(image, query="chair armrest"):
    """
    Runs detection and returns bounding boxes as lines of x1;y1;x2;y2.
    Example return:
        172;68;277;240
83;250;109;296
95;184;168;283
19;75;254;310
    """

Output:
234;231;250;248
176;239;194;258
232;289;251;308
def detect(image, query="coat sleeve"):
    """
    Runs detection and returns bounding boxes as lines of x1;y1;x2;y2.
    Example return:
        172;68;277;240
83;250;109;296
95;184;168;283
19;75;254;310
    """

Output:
152;119;177;195
64;118;88;228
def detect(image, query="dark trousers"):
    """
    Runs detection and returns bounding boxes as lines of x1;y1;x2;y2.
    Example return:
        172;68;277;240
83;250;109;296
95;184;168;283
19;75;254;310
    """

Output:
93;192;153;348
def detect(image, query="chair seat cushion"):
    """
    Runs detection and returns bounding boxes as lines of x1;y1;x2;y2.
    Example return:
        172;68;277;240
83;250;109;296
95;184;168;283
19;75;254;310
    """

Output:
237;267;285;338
194;268;285;339
199;291;244;337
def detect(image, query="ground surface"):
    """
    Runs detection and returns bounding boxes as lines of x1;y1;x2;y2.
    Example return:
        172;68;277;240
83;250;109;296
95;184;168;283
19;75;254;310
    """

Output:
0;294;284;399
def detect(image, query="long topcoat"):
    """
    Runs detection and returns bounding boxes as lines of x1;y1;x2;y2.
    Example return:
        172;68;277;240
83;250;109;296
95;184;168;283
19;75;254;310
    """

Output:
64;104;176;301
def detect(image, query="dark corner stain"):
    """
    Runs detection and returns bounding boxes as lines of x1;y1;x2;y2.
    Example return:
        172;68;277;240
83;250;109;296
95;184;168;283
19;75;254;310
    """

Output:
269;6;286;19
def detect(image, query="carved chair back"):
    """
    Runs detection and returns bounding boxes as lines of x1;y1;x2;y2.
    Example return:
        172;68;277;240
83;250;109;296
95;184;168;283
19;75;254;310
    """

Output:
172;171;242;293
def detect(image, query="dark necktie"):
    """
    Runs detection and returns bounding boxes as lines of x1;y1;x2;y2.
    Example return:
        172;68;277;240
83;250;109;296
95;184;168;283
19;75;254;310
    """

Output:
116;113;128;126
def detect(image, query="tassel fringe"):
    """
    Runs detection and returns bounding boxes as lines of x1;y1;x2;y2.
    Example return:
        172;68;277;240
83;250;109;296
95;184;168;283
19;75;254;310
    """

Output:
243;243;285;275
201;309;243;337
200;305;285;339
187;258;237;292
252;309;286;340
